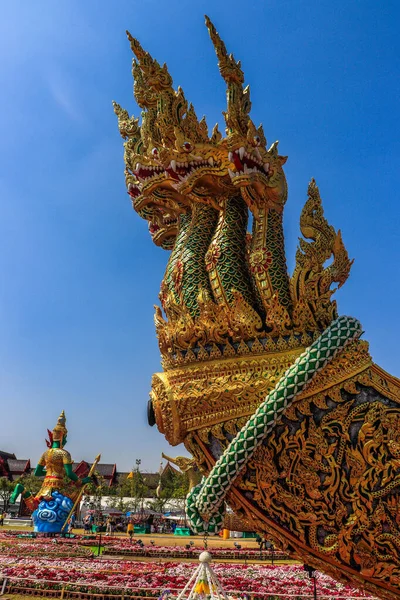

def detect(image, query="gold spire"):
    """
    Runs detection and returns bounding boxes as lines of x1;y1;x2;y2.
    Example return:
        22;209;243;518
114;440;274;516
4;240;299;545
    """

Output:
52;410;67;442
126;31;173;92
204;16;244;85
205;16;251;136
112;101;141;141
125;32;211;149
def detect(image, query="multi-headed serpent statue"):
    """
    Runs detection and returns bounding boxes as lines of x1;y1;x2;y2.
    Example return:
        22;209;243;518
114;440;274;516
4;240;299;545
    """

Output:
114;17;400;600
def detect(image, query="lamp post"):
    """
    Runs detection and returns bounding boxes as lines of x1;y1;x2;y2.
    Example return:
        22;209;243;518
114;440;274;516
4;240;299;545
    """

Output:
256;536;263;561
304;565;317;600
135;459;143;518
131;459;142;518
265;541;274;565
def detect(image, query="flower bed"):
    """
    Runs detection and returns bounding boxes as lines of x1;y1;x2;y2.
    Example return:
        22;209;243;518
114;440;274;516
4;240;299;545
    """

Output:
0;533;289;561
102;542;289;561
0;540;92;559
0;557;375;599
0;532;96;558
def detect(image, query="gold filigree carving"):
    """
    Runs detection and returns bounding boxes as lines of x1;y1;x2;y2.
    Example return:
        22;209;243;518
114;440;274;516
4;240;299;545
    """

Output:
291;179;353;332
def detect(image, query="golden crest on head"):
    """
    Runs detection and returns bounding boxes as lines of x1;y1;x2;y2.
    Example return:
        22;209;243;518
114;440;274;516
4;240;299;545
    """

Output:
52;410;68;442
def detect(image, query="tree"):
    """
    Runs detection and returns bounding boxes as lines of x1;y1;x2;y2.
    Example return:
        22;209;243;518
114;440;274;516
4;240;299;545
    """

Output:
128;469;149;513
106;475;135;512
146;470;190;513
82;472;109;522
15;474;42;496
170;472;190;513
0;477;14;511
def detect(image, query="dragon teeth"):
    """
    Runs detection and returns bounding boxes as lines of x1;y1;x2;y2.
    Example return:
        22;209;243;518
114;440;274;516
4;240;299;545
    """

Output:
208;157;214;166
238;147;245;160
253;148;262;161
170;160;177;172
228;151;233;162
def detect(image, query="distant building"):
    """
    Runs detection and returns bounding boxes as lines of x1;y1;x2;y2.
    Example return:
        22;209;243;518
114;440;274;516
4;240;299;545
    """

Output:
0;451;31;481
0;450;180;500
72;461;118;487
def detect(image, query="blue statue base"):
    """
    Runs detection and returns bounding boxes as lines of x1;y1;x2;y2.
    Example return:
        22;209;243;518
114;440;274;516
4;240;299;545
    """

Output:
32;491;74;533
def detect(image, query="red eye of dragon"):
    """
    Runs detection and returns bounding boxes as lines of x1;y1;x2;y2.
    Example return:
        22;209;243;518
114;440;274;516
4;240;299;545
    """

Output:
151;147;159;157
182;141;192;152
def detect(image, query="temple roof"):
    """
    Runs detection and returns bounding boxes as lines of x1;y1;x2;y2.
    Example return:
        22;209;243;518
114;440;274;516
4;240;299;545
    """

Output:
72;461;116;477
7;459;30;472
0;450;16;460
95;463;116;477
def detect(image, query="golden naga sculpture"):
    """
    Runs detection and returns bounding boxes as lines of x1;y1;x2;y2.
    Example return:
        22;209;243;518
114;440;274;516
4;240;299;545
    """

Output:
161;452;201;490
114;17;400;600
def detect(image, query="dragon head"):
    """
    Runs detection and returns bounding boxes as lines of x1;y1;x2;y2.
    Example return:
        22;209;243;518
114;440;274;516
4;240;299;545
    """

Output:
205;16;288;214
113;101;188;249
114;36;200;249
228;130;288;213
162;118;232;204
139;189;187;250
127;31;232;208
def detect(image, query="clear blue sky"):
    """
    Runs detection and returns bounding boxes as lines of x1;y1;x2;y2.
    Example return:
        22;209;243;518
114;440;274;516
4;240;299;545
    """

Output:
1;1;399;471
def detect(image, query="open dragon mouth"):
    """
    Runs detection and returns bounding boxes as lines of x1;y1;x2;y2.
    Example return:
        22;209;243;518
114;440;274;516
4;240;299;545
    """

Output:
148;215;178;236
228;147;270;181
127;183;141;199
133;163;165;185
165;157;219;185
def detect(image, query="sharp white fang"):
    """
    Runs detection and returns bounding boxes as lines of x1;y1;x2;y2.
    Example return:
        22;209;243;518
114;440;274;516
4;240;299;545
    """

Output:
228;151;233;162
228;168;235;179
239;147;245;160
170;160;177;172
254;148;262;161
208;157;214;166
264;163;270;172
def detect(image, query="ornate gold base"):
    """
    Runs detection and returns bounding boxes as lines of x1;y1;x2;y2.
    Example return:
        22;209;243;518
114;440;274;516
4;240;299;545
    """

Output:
151;343;307;446
152;339;400;599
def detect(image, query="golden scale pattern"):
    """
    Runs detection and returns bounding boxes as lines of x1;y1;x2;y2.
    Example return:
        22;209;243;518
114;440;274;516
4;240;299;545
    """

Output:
114;16;400;600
